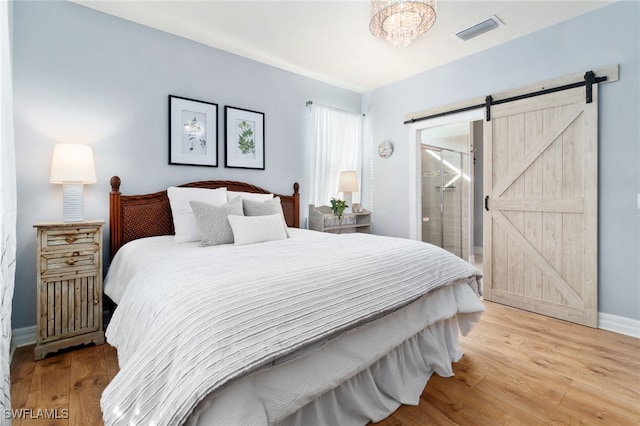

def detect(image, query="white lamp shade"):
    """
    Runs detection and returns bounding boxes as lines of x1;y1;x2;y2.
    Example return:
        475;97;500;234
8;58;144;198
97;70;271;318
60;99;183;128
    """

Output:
50;144;97;184
338;170;358;193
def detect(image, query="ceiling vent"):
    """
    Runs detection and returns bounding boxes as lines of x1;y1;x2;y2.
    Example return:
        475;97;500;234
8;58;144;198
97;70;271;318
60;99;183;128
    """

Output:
456;15;504;41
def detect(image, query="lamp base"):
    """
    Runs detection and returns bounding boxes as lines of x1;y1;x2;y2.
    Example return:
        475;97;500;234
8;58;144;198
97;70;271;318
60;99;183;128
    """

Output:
344;192;353;214
62;183;85;222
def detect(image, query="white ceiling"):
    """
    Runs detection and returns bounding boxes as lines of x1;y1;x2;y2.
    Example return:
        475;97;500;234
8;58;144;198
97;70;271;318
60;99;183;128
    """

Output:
72;0;614;93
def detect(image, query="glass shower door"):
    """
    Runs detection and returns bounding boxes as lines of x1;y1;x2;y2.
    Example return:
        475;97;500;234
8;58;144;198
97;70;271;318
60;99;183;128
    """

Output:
421;148;444;249
421;147;466;258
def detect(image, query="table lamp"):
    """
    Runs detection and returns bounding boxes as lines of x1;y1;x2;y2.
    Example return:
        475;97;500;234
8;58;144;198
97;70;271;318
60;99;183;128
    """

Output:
49;144;96;222
338;170;358;213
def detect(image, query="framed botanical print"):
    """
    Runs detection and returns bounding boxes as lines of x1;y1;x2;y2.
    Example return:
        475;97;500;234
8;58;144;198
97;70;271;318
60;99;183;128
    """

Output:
169;95;218;167
224;106;265;170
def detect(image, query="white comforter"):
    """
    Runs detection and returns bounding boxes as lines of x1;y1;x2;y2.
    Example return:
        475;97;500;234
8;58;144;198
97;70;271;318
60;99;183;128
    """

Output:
101;230;482;425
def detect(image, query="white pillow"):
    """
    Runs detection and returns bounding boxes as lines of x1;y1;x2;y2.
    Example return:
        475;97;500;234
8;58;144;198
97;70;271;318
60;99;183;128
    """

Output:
242;197;290;237
227;191;273;202
227;214;287;246
167;186;228;243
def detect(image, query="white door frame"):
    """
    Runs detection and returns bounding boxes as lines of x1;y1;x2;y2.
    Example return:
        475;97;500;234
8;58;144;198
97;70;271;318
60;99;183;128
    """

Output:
408;109;483;242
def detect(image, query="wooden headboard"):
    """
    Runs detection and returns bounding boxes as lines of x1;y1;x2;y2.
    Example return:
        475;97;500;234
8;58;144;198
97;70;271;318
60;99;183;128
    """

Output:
109;176;300;258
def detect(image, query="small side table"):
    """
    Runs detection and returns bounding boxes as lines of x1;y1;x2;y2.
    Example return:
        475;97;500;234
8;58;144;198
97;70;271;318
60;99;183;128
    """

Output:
33;221;105;360
309;205;371;234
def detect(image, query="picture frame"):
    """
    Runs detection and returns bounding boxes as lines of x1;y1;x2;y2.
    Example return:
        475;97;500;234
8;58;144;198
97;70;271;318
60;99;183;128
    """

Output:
224;106;265;170
169;95;218;167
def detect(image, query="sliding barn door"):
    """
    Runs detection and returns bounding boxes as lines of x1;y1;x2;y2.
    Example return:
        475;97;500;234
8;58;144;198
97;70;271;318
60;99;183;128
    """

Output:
483;85;598;327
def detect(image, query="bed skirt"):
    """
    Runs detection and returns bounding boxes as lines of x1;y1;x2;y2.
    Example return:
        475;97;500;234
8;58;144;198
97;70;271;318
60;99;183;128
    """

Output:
187;281;484;426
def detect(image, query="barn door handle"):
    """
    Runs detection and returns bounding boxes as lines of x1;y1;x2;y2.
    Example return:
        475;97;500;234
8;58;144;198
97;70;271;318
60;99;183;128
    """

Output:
484;196;489;211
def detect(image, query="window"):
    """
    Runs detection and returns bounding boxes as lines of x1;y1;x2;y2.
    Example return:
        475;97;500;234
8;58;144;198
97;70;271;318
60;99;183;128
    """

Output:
309;104;362;206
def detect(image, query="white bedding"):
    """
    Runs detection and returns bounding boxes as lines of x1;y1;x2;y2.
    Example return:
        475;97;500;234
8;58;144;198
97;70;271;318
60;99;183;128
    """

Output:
189;282;483;426
103;228;325;305
101;229;483;425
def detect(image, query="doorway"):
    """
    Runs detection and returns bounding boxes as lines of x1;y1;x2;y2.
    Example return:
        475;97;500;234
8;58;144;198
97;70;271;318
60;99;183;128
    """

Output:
409;109;484;263
420;145;469;259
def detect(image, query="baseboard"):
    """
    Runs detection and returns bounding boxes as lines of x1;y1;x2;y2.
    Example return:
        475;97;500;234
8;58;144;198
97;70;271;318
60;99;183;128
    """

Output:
9;309;114;356
11;325;36;350
598;312;640;338
10;325;36;362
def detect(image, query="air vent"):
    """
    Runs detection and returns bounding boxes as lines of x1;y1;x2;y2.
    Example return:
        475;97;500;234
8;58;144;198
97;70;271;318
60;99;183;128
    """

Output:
456;15;504;41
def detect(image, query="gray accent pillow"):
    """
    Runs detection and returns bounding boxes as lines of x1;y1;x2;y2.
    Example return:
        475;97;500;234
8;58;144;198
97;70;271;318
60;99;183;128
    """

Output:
242;197;290;237
190;196;244;246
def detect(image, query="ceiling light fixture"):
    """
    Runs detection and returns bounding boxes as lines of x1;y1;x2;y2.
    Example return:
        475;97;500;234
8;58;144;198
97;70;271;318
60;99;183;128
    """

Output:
369;0;437;48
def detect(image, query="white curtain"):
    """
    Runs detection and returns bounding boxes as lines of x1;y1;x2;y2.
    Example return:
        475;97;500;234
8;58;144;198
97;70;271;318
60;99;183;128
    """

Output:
309;104;363;207
0;0;17;423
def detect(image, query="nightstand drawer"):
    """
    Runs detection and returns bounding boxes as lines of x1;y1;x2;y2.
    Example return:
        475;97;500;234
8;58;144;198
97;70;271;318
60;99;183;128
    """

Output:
41;226;100;248
40;247;99;277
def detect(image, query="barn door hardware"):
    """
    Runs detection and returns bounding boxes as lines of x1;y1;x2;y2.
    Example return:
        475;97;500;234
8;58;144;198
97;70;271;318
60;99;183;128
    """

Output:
485;95;493;121
403;69;608;125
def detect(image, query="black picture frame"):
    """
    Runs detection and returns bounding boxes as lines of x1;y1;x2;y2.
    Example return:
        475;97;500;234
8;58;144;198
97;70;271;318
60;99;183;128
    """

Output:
169;95;218;167
224;106;265;170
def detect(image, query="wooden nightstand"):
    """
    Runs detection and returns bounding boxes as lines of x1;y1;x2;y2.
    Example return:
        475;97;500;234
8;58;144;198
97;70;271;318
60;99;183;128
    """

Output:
309;205;371;234
33;221;105;360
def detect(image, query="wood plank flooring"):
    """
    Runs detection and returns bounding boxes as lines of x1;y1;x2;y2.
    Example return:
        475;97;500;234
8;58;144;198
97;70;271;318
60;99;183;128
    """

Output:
10;343;118;426
11;301;640;425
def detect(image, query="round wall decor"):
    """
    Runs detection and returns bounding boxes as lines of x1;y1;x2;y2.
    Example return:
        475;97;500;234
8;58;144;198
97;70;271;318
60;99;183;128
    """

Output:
377;140;394;158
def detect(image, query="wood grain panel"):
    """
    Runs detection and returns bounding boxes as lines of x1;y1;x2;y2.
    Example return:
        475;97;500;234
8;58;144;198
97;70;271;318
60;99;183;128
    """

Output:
103;344;120;383
21;353;70;426
485;84;597;326
491;198;583;212
489;116;509;300
376;302;639;425
54;282;61;337
492;104;582;197
523;109;545;302
10;346;36;426
495;212;581;306
69;345;109;426
507;113;526;298
541;105;565;306
490;85;585;120
582;86;599;327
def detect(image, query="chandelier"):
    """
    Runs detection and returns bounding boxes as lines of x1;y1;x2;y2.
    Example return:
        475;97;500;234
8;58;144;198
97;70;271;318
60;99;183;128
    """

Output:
369;0;437;48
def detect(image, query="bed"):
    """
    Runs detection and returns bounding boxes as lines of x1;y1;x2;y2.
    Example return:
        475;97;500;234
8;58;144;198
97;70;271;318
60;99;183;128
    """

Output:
100;176;484;426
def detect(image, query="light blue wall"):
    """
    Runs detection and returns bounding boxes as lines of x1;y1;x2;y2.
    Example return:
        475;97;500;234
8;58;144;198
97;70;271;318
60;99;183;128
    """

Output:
11;1;360;328
362;1;640;320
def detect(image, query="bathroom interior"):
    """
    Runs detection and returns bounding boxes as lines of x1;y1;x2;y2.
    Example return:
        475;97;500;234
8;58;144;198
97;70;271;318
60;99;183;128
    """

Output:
419;120;483;266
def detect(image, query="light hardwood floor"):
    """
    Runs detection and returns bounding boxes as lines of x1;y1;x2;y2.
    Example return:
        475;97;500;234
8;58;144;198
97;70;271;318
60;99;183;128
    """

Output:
11;301;640;425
